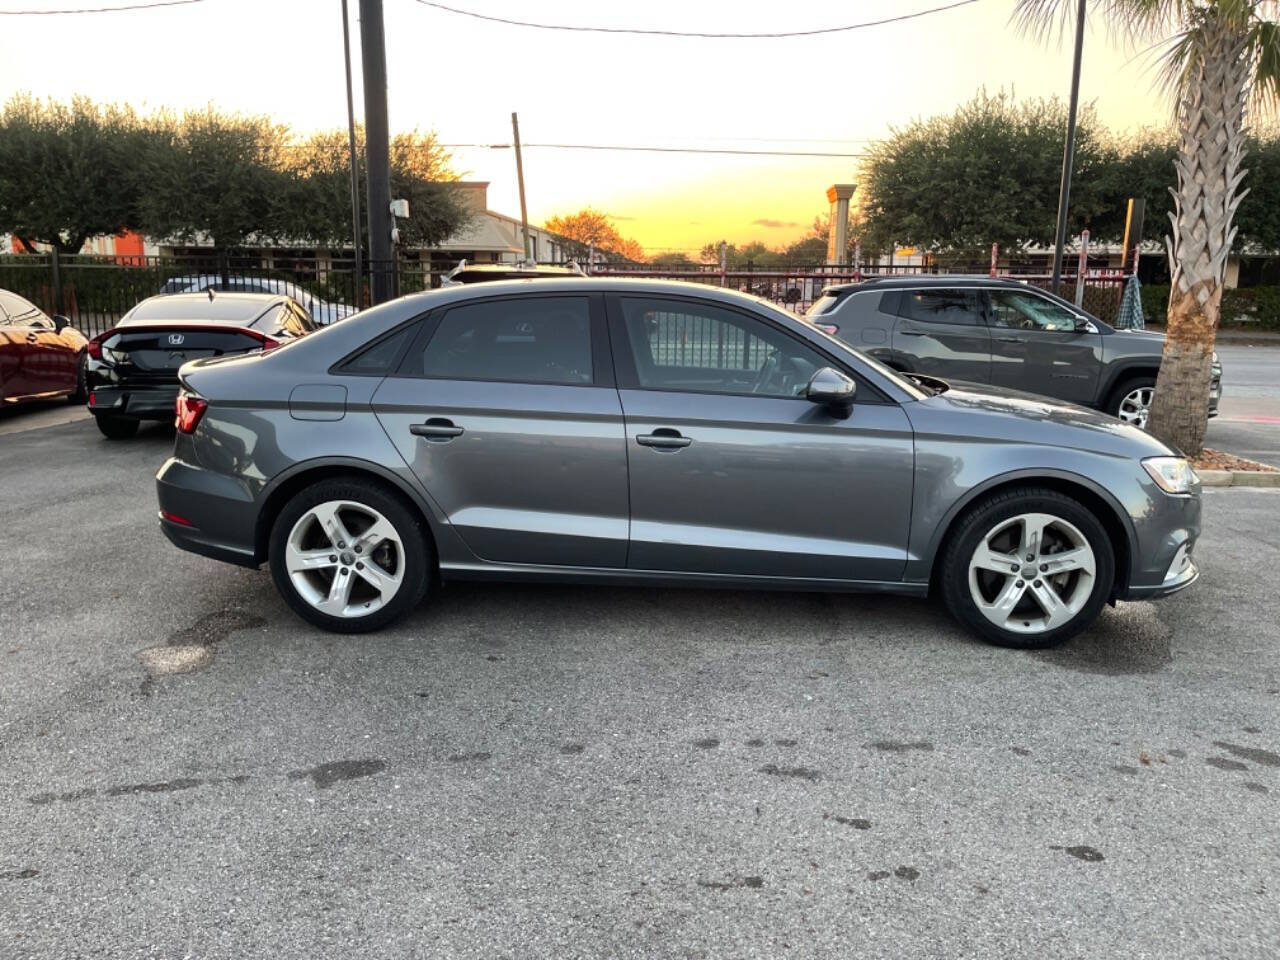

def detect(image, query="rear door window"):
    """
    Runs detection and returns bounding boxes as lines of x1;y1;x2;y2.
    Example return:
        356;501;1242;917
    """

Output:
896;289;984;325
419;297;593;385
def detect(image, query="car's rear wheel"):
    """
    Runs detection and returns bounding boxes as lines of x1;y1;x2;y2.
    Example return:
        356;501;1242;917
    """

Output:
268;478;431;633
93;413;139;440
1108;376;1156;428
940;488;1115;649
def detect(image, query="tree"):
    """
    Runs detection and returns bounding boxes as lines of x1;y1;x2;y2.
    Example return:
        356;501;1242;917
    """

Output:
136;107;292;252
0;95;149;253
543;207;643;262
646;251;696;267
283;127;469;250
1018;0;1280;456
859;90;1115;255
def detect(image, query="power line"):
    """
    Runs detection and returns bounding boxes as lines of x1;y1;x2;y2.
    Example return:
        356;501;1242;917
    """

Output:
408;0;981;39
0;0;202;13
439;142;868;158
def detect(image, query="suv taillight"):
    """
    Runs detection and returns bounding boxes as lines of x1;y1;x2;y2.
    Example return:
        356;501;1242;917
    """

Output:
811;321;839;336
175;390;209;434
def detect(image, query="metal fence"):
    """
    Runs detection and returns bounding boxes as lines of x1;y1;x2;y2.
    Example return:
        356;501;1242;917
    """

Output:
0;251;1131;337
0;252;448;338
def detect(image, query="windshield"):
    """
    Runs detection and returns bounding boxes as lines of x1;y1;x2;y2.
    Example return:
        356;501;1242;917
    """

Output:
747;293;930;401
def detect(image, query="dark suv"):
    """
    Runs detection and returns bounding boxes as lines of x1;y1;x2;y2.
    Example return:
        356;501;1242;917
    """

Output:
807;277;1221;427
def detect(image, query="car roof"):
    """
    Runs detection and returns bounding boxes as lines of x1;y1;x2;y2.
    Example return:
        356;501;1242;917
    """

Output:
122;291;291;325
820;275;1038;295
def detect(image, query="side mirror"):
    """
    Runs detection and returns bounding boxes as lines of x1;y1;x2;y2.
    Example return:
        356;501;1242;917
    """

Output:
805;366;856;417
1074;316;1098;334
52;314;71;332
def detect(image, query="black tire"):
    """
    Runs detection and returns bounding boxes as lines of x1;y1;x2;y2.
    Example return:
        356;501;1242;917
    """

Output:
1105;375;1156;423
70;353;87;403
268;476;432;634
939;486;1116;649
93;413;139;440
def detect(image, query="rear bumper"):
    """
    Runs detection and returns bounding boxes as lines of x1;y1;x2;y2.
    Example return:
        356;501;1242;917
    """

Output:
89;383;179;421
155;456;261;568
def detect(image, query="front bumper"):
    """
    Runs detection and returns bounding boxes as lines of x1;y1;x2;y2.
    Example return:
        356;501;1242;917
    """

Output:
1119;484;1202;600
1125;540;1199;598
1208;372;1222;418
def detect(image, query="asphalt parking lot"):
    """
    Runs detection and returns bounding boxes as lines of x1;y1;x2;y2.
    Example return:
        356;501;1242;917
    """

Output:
2;415;1279;959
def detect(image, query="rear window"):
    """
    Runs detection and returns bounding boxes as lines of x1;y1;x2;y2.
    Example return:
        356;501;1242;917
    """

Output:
416;297;592;385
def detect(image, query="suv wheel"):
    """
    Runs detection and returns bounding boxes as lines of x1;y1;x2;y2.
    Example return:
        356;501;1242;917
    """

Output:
1108;376;1156;428
268;478;431;633
940;488;1115;649
93;413;139;440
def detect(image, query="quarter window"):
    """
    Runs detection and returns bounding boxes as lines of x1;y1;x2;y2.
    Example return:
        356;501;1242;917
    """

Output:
619;297;825;398
419;297;593;385
988;290;1079;332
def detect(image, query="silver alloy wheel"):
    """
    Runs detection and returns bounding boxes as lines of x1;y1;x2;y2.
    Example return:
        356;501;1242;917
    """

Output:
1116;386;1154;428
967;512;1097;636
285;500;405;619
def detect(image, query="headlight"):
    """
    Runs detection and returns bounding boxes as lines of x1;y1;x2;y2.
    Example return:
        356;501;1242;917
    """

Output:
1143;456;1199;494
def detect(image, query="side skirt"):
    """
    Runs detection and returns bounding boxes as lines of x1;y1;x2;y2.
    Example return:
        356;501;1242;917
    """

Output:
440;561;928;596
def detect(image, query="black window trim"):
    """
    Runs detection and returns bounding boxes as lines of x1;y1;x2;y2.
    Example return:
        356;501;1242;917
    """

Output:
389;291;612;389
604;292;891;405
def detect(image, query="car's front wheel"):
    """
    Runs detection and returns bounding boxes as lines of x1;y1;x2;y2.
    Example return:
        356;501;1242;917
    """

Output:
268;477;431;633
1108;376;1156;428
940;488;1115;648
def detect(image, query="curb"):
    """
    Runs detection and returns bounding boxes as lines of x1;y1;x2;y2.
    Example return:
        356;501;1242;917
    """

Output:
1198;469;1280;488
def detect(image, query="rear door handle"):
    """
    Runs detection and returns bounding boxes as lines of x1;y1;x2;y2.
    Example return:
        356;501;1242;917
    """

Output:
898;331;926;337
636;428;692;450
994;336;1020;343
410;418;464;441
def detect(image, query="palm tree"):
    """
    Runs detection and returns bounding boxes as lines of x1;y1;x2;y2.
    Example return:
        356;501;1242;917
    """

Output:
1015;0;1280;456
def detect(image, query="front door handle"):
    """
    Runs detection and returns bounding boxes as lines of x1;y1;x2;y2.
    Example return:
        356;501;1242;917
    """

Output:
410;418;464;442
994;336;1020;343
898;331;926;337
636;428;692;450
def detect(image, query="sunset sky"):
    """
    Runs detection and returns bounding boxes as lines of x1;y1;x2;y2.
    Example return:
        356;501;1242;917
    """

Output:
1;0;1182;253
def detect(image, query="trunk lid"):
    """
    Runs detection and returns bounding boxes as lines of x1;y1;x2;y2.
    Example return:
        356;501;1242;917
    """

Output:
102;324;271;382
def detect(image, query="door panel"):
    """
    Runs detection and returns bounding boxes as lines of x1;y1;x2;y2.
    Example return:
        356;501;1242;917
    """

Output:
985;289;1102;404
621;391;915;580
889;289;991;383
374;379;629;567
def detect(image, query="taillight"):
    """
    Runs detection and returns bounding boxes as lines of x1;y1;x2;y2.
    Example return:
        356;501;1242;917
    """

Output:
86;329;114;359
812;321;839;336
260;335;281;352
175;390;209;434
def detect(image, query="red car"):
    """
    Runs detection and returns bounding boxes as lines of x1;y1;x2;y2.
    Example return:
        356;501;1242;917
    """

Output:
0;288;87;405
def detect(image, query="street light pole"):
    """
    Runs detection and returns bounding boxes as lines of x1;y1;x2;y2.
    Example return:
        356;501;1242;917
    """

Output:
341;0;363;307
1051;0;1087;296
512;112;531;263
359;0;395;304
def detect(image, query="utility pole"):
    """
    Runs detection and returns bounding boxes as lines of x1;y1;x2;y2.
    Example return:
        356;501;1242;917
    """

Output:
512;112;531;262
1050;0;1087;296
341;0;363;308
359;0;394;304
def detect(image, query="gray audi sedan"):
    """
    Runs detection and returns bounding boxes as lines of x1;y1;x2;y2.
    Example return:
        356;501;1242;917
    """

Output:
155;278;1201;649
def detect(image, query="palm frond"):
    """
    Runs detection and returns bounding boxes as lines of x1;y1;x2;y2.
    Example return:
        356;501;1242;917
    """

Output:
1012;0;1188;47
1247;19;1280;113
